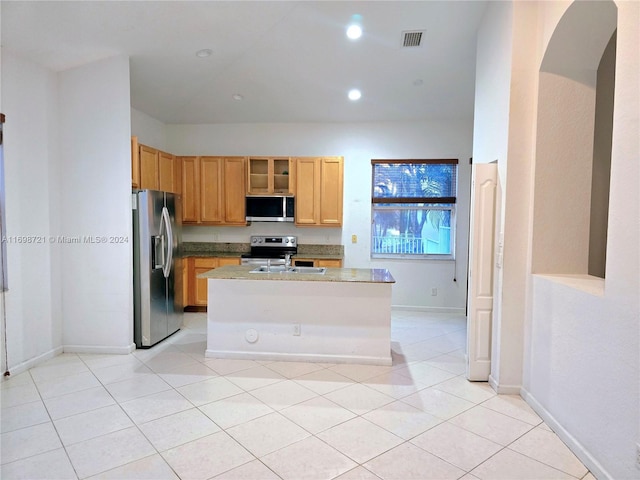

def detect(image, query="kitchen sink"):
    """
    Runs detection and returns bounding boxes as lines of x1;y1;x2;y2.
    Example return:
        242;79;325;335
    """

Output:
250;266;327;275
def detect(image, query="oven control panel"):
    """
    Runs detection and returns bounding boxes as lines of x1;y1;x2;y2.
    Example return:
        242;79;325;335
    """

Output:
250;236;297;248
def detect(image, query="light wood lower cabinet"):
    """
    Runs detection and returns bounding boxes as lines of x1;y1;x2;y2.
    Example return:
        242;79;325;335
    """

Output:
185;256;241;308
293;258;343;268
317;259;343;268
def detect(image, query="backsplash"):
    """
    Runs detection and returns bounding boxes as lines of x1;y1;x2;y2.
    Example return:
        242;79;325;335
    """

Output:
181;241;344;257
181;225;343;245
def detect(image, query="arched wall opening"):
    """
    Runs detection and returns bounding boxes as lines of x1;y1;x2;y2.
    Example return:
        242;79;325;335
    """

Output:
531;0;617;277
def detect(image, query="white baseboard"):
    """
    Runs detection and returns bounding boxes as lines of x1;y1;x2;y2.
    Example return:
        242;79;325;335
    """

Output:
205;349;393;366
521;388;611;480
488;374;522;395
392;305;466;315
63;343;136;355
2;346;64;378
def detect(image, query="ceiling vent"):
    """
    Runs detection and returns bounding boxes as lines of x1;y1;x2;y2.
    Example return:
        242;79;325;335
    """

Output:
402;30;424;48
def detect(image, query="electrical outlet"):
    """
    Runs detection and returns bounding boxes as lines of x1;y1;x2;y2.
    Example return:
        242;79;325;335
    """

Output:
351;234;358;243
293;324;301;336
431;288;437;296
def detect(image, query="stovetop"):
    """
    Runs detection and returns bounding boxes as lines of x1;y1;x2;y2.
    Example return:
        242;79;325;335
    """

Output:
245;235;297;258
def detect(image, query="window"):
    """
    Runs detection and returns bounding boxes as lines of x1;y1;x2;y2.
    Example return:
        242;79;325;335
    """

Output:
371;159;458;259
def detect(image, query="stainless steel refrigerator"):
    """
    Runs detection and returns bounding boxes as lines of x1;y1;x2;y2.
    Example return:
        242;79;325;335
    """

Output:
132;189;183;348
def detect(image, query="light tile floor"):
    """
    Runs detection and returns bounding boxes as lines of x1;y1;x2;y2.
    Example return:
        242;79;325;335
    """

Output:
1;311;593;480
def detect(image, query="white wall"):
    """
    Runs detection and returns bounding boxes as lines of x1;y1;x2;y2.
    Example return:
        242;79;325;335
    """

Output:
58;56;134;353
153;121;473;311
524;2;639;479
131;108;168;151
1;52;63;372
471;0;513;388
472;0;639;478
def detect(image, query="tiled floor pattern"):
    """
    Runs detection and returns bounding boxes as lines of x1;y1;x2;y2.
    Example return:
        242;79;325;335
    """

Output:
1;311;593;480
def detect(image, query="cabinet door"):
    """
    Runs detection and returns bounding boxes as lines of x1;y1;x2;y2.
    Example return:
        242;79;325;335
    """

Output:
273;158;291;194
317;259;343;267
131;136;140;188
139;145;159;190
200;157;223;223
181;157;200;223
319;157;343;225
173;155;182;195
217;257;241;267
158;151;175;193
224;157;247;224
248;157;269;194
183;259;189;309
193;258;218;306
294;157;320;225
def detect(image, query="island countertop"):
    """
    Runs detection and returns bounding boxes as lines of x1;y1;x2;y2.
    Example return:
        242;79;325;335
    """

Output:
199;265;395;283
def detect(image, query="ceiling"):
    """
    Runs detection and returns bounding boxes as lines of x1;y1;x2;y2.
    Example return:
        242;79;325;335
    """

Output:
2;1;487;124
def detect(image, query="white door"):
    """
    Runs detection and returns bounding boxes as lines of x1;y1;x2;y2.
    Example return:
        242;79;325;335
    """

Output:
466;164;498;381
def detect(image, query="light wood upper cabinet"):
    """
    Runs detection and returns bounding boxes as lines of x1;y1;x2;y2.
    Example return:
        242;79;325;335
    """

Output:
134;140;180;194
200;156;223;223
181;156;247;226
180;156;200;222
131;136;140;188
224;157;248;224
159;150;178;193
139;144;159;190
293;156;343;226
293;157;319;225
319;156;343;225
247;157;291;194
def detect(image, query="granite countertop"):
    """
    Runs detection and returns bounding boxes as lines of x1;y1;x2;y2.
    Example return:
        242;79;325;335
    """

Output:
199;265;395;283
181;242;344;259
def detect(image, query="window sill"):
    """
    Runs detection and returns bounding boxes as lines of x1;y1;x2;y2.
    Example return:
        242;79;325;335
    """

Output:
371;254;455;261
534;274;604;296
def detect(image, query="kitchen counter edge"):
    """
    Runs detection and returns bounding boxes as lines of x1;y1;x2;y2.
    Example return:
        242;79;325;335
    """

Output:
198;265;395;283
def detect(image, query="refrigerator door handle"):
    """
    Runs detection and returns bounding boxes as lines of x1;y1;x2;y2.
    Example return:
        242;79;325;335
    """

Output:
161;206;173;278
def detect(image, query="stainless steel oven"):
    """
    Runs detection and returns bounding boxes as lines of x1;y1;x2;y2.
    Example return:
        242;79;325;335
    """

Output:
240;235;297;266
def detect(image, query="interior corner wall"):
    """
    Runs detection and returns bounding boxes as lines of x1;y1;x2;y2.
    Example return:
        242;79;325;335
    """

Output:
588;31;616;278
1;52;62;372
58;55;134;353
490;0;542;392
531;72;595;275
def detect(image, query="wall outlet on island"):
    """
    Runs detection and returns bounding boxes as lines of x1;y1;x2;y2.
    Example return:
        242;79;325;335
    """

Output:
431;288;437;296
293;324;301;336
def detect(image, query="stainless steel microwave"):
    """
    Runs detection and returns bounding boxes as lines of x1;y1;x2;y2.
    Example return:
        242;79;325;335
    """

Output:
245;195;295;222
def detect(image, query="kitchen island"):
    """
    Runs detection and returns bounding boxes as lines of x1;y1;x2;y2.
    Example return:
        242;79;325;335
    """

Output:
200;265;395;365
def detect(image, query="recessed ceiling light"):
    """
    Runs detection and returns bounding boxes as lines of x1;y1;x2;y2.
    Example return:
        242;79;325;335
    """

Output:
348;89;362;101
195;49;212;58
346;24;362;40
232;94;244;101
